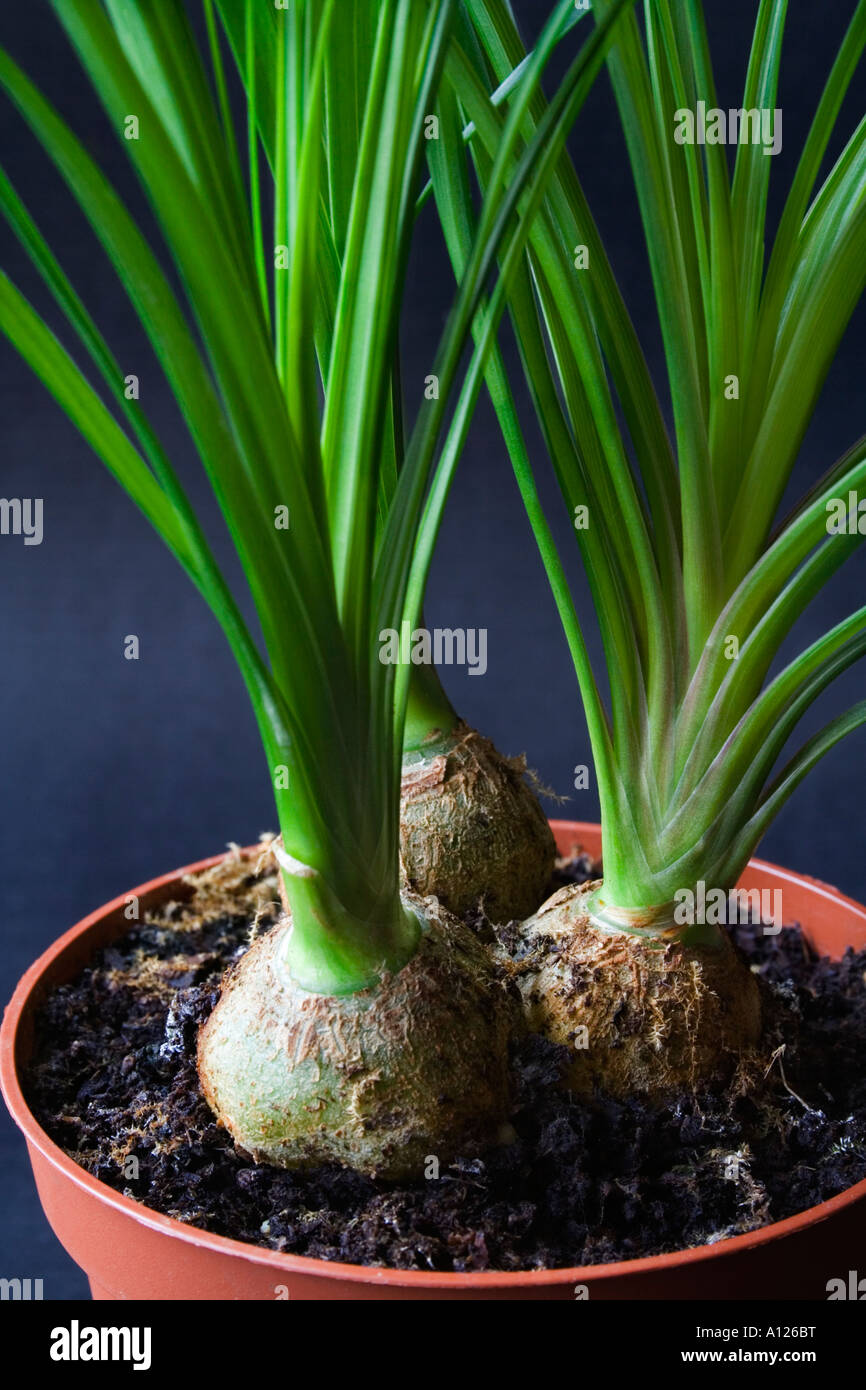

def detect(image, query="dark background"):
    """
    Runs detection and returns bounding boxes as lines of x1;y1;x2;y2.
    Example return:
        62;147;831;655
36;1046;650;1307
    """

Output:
1;2;864;1298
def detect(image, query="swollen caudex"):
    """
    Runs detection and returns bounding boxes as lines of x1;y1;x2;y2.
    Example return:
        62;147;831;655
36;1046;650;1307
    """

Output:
501;880;762;1100
400;722;555;923
197;892;518;1179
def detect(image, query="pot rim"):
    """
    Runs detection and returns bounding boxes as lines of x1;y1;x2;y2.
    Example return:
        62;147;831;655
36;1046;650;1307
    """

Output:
3;821;866;1291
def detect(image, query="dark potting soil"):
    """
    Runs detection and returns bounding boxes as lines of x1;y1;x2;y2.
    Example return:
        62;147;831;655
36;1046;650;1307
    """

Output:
24;846;866;1272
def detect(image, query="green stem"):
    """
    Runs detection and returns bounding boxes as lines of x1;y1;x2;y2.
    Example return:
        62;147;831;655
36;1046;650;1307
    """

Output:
587;883;725;948
403;647;458;753
275;850;421;995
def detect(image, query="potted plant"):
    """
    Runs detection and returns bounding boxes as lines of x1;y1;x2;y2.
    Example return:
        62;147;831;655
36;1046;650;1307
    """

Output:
2;0;866;1303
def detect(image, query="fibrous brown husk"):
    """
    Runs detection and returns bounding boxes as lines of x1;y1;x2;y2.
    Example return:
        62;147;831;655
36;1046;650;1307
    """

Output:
400;722;555;923
197;892;519;1179
499;880;763;1100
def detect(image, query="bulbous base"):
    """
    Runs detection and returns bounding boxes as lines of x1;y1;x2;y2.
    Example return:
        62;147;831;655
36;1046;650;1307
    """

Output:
400;722;555;923
501;881;763;1100
197;895;518;1178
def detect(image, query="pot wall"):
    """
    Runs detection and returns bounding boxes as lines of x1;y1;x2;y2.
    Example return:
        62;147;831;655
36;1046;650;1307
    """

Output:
3;823;866;1300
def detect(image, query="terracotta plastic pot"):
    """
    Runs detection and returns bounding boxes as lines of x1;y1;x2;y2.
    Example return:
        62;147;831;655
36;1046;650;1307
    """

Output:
3;821;866;1301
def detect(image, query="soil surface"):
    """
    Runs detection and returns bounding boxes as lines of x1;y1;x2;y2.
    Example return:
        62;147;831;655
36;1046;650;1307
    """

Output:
24;847;866;1272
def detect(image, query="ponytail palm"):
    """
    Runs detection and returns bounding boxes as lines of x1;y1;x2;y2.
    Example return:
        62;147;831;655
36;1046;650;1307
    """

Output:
0;0;631;1169
432;0;866;1098
442;0;866;927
